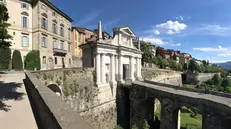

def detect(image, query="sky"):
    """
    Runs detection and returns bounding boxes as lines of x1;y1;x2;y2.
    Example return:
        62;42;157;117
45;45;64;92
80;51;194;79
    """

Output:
52;0;231;63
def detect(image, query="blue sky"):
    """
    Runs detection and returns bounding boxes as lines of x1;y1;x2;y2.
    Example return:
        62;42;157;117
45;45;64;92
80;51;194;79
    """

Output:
52;0;231;63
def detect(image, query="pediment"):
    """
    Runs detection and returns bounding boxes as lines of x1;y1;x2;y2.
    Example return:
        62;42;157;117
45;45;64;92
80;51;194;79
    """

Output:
120;26;135;37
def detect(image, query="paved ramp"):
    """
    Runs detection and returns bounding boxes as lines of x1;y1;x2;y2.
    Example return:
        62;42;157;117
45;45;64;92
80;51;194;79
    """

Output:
0;72;37;129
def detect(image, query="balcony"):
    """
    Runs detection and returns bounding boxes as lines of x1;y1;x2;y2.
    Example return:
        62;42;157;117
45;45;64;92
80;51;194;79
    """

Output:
53;47;67;56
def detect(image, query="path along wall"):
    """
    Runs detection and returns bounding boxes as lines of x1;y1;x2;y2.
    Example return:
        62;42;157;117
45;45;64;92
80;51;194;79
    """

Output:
32;68;117;129
142;68;182;86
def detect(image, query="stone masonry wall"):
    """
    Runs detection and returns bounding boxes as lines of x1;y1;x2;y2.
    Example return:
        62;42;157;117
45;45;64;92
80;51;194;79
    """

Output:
142;68;182;86
185;72;219;84
32;68;117;129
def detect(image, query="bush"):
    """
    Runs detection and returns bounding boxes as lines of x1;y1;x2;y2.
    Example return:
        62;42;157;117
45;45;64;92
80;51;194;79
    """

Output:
143;120;150;129
12;50;23;70
131;125;138;129
24;50;41;70
114;125;123;129
0;47;11;70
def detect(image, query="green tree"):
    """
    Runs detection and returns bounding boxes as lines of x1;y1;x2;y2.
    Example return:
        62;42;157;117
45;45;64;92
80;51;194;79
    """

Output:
143;120;150;129
114;125;123;129
188;59;199;72
24;50;41;70
140;41;154;65
202;60;207;66
183;63;188;71
0;3;12;48
0;47;11;70
212;74;220;85
168;59;177;70
12;50;23;70
221;78;230;92
177;63;183;71
131;125;138;129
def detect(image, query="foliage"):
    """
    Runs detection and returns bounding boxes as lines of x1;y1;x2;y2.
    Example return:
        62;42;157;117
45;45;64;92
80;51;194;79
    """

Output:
156;47;165;58
183;63;188;71
143;120;150;129
131;124;138;129
114;125;123;129
0;47;11;70
221;78;231;92
177;63;183;71
12;50;23;70
140;41;154;65
212;74;220;85
24;50;41;70
0;4;12;48
188;59;199;72
202;60;207;66
156;55;168;69
168;59;177;70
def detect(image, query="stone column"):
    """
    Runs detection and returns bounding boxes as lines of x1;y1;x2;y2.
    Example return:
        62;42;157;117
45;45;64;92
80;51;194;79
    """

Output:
96;53;101;84
160;99;178;129
118;55;122;81
110;54;115;82
115;55;118;81
202;108;222;129
130;56;134;81
101;53;106;83
136;57;139;79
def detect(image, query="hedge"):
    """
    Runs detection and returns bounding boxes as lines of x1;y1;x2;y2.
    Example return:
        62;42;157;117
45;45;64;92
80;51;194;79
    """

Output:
12;50;23;70
24;50;41;70
0;47;11;70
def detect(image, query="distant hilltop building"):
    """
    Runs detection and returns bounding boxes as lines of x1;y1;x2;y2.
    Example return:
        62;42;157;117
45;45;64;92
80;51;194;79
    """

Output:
80;21;143;86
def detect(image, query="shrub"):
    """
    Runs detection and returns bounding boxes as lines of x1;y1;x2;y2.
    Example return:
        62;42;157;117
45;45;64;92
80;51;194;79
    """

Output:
0;47;11;70
131;125;138;129
24;50;41;70
114;125;123;129
12;50;23;70
143;120;150;129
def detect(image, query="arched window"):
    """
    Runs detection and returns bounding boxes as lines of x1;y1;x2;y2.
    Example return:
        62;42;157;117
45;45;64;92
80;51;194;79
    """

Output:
21;12;29;28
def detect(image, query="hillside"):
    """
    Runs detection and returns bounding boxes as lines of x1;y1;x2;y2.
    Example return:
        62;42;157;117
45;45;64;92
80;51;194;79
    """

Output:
217;61;231;69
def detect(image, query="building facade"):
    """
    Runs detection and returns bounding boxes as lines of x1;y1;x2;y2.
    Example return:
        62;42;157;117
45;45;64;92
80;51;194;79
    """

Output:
80;21;143;87
2;0;73;70
32;0;73;70
3;0;33;68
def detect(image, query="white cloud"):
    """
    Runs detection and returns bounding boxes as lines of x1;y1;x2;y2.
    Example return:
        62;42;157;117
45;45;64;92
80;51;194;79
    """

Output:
75;10;102;26
218;53;231;57
156;20;187;34
153;30;160;35
171;43;181;46
192;46;228;52
175;16;184;21
142;37;166;45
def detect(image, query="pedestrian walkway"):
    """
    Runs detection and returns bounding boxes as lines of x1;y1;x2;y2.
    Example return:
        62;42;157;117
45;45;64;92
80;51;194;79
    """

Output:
0;72;37;129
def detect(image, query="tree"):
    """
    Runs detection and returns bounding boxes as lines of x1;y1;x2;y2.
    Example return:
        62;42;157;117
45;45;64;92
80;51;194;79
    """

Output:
168;59;177;70
177;63;183;71
156;47;165;59
183;63;188;71
0;47;11;70
114;125;123;129
24;50;41;70
12;50;23;70
212;74;220;85
221;78;230;92
140;41;154;65
202;60;207;66
0;3;12;48
131;125;138;129
188;59;199;72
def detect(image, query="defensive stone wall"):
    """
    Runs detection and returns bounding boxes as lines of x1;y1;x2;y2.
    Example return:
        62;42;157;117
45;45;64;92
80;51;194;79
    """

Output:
141;68;182;86
183;72;219;84
32;68;117;129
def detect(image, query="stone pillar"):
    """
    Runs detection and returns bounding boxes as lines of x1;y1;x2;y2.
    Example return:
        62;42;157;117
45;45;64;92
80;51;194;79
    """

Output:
160;99;178;129
96;53;101;84
101;53;106;83
118;55;122;81
130;37;133;47
110;54;115;82
115;55;118;81
202;108;222;129
136;58;139;79
130;56;134;81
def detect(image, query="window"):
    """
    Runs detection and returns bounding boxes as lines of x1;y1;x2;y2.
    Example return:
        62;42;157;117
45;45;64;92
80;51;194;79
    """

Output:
0;0;6;3
22;16;28;28
21;3;29;9
21;35;29;47
41;36;47;47
42;56;46;64
60;41;64;49
13;32;15;35
60;27;64;37
41;4;47;11
53;39;57;48
52;12;56;16
52;23;57;34
69;58;71;65
68;43;71;52
54;57;57;64
41;17;47;29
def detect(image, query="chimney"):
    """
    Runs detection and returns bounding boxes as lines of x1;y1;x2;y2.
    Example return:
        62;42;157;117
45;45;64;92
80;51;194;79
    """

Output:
98;21;103;40
138;37;140;50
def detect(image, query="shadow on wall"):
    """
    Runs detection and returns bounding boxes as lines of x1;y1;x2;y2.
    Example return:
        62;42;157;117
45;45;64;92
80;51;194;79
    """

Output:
47;84;62;96
0;81;25;112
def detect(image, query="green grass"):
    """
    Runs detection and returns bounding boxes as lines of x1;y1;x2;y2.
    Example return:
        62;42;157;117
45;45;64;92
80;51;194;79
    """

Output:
183;84;196;89
180;107;202;129
154;104;161;119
